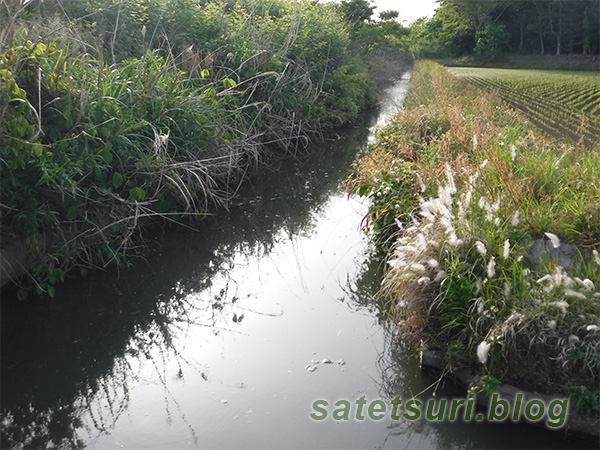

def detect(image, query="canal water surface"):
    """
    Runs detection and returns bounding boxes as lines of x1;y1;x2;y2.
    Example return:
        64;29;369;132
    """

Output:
1;72;594;449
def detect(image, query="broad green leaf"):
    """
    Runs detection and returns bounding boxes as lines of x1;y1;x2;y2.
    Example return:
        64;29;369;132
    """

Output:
112;172;123;188
102;147;113;164
129;187;146;202
223;78;237;89
48;267;63;284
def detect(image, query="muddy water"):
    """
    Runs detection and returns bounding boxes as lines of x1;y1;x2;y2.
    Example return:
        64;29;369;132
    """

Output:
1;72;594;449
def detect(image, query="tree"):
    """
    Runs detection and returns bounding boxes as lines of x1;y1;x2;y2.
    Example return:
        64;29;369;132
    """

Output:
547;1;564;55
437;0;499;33
474;21;510;59
408;0;598;56
432;1;476;55
399;17;445;59
582;10;591;54
339;0;375;28
379;10;399;22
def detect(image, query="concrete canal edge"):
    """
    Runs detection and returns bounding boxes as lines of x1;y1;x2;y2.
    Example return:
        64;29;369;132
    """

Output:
420;349;600;438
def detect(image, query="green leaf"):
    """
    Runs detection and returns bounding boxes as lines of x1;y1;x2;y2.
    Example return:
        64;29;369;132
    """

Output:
112;172;123;188
47;285;55;298
48;267;65;284
102;147;113;164
223;78;237;89
66;205;80;220
9;80;20;96
129;187;146;202
155;197;174;213
32;143;44;157
200;69;210;79
33;42;47;57
33;264;45;277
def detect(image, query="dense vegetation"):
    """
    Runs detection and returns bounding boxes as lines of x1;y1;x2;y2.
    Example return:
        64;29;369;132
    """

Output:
0;0;409;295
401;0;600;60
450;67;600;146
350;61;600;416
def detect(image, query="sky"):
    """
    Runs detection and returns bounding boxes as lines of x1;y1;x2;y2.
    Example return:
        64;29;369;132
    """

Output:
370;0;438;24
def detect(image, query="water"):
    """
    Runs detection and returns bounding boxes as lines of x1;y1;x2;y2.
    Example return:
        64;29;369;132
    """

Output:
1;72;595;450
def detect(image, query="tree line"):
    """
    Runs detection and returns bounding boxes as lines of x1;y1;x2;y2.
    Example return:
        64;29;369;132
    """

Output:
402;0;600;59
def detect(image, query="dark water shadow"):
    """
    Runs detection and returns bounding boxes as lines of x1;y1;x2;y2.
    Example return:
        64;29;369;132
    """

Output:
0;109;380;448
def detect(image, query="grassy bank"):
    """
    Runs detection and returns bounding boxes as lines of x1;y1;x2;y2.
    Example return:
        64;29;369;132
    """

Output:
0;0;408;295
350;61;600;417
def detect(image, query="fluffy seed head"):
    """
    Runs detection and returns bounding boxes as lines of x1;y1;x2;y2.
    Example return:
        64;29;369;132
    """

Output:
503;239;510;259
582;279;595;291
505;312;522;325
593;250;600;267
510;211;520;227
475;241;487;256
417;276;431;285
477;341;491;364
544;232;561;249
565;290;587;300
548;300;569;315
487;257;496;279
426;258;439;269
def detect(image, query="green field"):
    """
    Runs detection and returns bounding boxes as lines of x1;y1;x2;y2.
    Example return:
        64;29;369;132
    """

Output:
449;67;600;146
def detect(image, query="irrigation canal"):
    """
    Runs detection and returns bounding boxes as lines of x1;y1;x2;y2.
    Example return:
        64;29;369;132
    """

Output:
1;71;594;449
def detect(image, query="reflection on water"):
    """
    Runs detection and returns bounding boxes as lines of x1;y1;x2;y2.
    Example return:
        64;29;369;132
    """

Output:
1;105;380;448
1;73;596;450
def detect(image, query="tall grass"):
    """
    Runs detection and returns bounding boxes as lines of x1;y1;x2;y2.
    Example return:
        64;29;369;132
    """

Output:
350;61;600;414
1;0;380;295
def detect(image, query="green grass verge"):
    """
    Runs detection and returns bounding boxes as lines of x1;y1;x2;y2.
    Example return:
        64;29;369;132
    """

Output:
349;60;600;416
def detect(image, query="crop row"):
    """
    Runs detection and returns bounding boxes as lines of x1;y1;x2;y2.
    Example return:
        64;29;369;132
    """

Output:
449;67;600;145
496;83;599;114
469;76;600;129
466;77;599;144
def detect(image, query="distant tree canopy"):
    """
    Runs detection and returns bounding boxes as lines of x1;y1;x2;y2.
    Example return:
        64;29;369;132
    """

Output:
339;0;376;28
379;10;399;22
402;0;600;58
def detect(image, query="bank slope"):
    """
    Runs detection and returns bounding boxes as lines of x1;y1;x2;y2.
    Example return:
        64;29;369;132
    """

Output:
350;60;600;426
